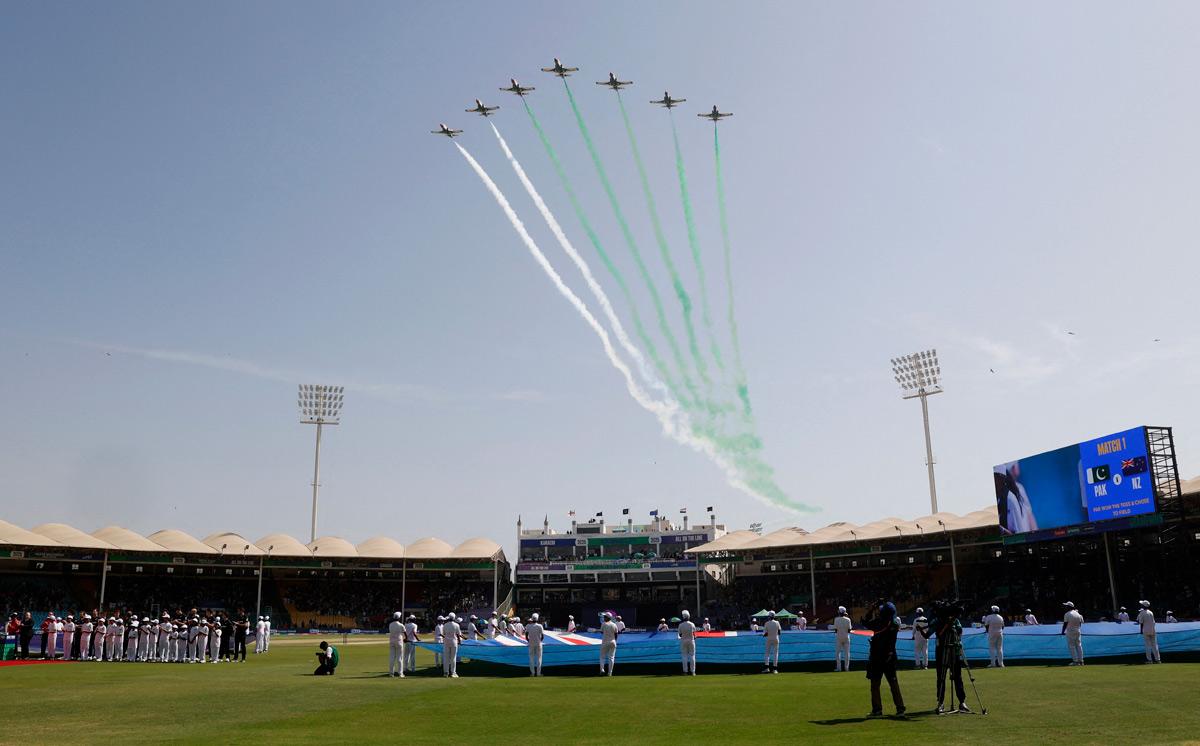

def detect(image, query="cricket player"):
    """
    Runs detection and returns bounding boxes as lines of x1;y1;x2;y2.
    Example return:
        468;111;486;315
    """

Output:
113;618;127;661
526;613;545;677
255;616;267;654
62;614;75;661
912;608;930;669
1061;601;1085;665
158;614;171;661
1136;600;1160;663
196;618;210;662
983;606;1005;667
566;615;576;634
833;606;853;671
762;610;781;674
80;615;93;661
94;617;107;661
434;615;445;666
263;616;271;652
599;613;618;676
442;613;462;678
141;617;154;661
45;615;59;659
1117;607;1130;623
209;617;223;662
678;610;697;675
1025;609;1039;625
403;615;420;672
467;615;479;641
387;612;405;678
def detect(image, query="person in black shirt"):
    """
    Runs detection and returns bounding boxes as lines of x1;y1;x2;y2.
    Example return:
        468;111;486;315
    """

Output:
233;609;249;662
19;612;35;660
934;603;969;714
221;616;235;660
864;600;906;717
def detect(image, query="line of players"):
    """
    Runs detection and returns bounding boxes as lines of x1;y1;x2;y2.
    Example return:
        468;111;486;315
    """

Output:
32;611;275;662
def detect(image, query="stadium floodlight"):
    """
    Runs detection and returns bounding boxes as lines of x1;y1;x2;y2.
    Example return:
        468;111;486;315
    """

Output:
891;349;943;514
298;384;345;544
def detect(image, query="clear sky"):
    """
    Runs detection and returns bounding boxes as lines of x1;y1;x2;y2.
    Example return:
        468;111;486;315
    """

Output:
4;1;1199;555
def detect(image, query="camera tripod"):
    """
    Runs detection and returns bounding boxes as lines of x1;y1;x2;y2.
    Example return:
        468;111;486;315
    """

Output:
935;637;989;715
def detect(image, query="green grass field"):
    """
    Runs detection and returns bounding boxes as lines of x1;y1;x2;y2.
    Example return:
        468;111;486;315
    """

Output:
3;638;1198;744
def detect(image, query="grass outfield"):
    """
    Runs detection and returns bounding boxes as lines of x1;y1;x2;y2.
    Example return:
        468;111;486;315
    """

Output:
3;637;1198;744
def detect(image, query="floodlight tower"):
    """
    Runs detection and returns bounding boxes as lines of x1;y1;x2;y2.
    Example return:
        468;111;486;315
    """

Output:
298;385;344;543
891;349;943;514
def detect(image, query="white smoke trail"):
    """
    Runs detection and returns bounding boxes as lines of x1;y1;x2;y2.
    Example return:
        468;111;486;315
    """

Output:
454;142;787;511
490;121;669;402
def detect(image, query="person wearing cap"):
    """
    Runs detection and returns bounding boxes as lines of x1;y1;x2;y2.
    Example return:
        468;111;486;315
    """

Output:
656;618;669;633
526;613;545;677
441;612;463;678
616;615;626;633
912;607;930;669
94;616;108;661
1165;610;1178;623
60;614;75;661
510;615;524;638
1061;601;1085;665
78;614;93;661
196;618;211;663
566;615;576;634
833;606;853;672
263;616;272;652
795;611;807;631
865;601;906;717
702;617;712;633
255;616;267;654
1024;609;1039;626
466;615;479;641
599;613;619;676
43;614;59;660
209;617;223;662
1136;600;1160;663
1117;606;1130;623
155;614;169;662
762;610;781;674
983;605;1005;668
387;611;405;678
403;615;420;673
433;615;445;667
678;610;697;676
115;617;129;662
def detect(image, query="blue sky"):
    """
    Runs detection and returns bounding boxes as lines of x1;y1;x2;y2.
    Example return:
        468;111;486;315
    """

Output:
4;1;1199;553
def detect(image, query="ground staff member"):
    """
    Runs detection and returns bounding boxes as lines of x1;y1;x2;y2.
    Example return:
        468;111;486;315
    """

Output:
599;613;618;676
833;606;852;671
1136;600;1160;664
761;611;781;674
678;610;697;675
1061;601;1085;665
865;601;906;717
526;613;545;677
912;608;930;669
441;613;463;678
387;612;405;678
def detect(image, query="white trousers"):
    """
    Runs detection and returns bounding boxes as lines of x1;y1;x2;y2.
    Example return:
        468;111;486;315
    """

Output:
209;634;220;661
1066;633;1084;663
389;642;405;676
988;634;1004;666
913;637;929;667
442;642;458;676
403;641;417;671
600;642;617;673
1142;633;1160;662
158;637;169;661
255;631;265;653
46;632;59;658
195;636;207;661
835;638;851;670
764;638;779;667
528;642;543;675
263;632;270;652
77;633;89;660
680;640;696;673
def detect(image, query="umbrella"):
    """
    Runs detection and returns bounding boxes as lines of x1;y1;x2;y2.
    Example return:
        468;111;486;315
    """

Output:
773;610;798;619
669;617;681;624
751;609;773;618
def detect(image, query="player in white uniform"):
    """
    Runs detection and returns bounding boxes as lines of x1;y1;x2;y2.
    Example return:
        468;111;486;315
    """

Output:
566;615;576;634
197;619;211;662
61;614;75;661
677;610;697;675
1136;600;1160;663
599;613;618;675
254;617;266;654
1061;601;1085;665
797;612;807;631
761;610;781;674
387;611;405;678
467;615;479;641
404;615;420;672
442;613;462;677
157;614;171;661
912;608;930;669
833;606;853;671
94;618;108;661
1117;607;1130;623
44;614;59;659
115;618;129;661
79;615;93;660
263;616;271;652
142;617;155;661
983;606;1005;667
1165;611;1178;623
209;618;222;662
702;618;712;632
616;616;626;633
656;619;669;632
433;616;445;666
1024;609;1039;625
487;613;499;639
526;613;545;676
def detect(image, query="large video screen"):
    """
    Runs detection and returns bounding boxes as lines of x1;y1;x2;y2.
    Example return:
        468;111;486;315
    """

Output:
994;426;1156;535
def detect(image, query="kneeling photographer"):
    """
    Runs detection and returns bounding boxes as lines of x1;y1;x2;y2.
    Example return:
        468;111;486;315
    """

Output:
863;600;906;717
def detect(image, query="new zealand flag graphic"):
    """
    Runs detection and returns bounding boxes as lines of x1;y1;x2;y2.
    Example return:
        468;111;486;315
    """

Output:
1121;456;1147;476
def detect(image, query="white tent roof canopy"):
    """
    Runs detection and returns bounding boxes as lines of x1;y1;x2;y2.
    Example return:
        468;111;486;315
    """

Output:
0;521;504;562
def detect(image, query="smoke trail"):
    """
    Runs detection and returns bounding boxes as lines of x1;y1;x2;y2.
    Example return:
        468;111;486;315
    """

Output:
614;92;714;397
453;141;810;512
561;80;712;395
670;112;726;384
520;101;694;409
491;121;667;402
713;126;752;417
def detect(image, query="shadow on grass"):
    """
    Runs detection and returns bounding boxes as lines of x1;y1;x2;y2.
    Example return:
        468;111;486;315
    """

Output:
811;710;940;725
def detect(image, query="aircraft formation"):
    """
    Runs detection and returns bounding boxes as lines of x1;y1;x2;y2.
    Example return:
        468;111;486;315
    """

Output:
433;57;731;135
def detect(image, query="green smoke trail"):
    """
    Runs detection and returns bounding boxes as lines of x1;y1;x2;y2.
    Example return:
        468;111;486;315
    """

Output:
714;125;753;418
521;100;694;409
614;92;716;404
669;112;727;390
561;80;713;404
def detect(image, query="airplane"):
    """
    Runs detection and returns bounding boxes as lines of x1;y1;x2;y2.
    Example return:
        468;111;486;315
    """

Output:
540;58;578;77
698;105;732;121
431;123;463;138
466;99;499;117
500;78;535;96
595;72;632;91
650;92;686;109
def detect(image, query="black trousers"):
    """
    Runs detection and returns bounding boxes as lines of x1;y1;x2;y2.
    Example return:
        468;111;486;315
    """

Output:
20;636;32;659
235;637;247;660
936;649;966;705
870;669;905;713
314;661;334;675
40;632;48;657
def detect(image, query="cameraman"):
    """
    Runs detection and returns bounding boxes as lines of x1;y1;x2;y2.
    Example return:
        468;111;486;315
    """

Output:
864;600;906;717
933;602;970;714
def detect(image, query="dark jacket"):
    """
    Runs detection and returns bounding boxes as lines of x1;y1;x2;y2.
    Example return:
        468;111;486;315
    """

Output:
865;613;899;678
